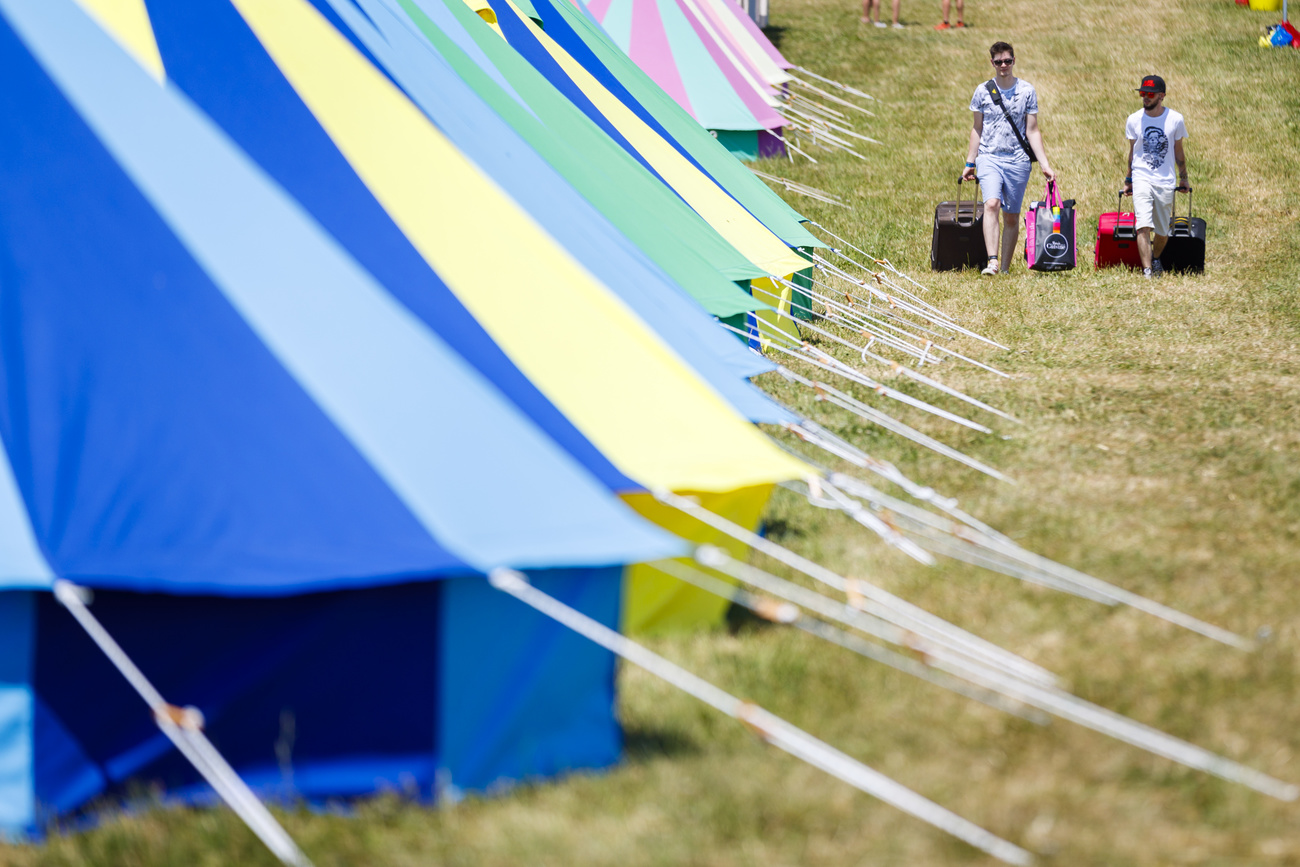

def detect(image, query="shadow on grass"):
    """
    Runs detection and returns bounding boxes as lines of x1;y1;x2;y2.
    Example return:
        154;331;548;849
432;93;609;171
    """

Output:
622;725;703;761
761;24;787;50
724;601;781;636
757;517;804;543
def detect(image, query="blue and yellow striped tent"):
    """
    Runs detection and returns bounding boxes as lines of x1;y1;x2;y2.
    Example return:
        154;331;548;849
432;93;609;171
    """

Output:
0;0;689;835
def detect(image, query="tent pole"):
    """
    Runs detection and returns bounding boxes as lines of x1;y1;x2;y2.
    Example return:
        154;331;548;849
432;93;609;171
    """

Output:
487;569;1035;866
650;489;1051;684
52;581;313;867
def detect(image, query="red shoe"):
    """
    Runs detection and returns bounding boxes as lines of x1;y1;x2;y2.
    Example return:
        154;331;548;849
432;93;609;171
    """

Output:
954;20;966;27
934;20;950;29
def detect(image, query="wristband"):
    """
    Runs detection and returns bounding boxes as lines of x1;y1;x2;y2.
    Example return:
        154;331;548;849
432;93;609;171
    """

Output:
965;162;976;168
1124;177;1132;183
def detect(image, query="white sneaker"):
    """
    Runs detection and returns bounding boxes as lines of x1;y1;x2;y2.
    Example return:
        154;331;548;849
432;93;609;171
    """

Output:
1142;267;1153;279
981;259;999;276
874;20;887;27
892;21;905;28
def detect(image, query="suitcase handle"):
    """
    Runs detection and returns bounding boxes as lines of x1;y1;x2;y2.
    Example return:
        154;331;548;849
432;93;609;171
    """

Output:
955;176;977;228
1171;187;1193;220
1111;192;1137;241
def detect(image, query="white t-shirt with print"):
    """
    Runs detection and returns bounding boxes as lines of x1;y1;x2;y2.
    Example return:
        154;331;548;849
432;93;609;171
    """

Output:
1126;107;1187;187
970;79;1038;163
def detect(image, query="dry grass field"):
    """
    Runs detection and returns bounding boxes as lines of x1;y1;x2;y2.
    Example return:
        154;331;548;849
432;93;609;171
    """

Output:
4;0;1298;864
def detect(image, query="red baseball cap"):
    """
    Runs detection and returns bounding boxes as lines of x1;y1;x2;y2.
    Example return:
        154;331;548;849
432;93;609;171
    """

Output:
1136;75;1166;94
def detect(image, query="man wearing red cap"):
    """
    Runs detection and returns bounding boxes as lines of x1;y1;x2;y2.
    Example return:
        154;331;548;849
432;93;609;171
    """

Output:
1122;75;1190;278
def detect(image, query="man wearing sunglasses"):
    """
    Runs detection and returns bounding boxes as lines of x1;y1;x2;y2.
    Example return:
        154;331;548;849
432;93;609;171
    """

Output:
1122;75;1190;278
961;42;1056;276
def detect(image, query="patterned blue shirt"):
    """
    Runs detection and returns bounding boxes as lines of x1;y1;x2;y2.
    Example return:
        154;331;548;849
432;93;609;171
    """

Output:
970;79;1038;163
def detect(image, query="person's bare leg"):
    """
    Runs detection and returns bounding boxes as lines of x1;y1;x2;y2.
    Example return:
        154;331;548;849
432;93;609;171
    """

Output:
1153;234;1169;259
1137;227;1153;270
982;198;1002;261
891;0;900;25
861;0;870;23
940;0;950;22
1000;211;1019;271
955;0;964;23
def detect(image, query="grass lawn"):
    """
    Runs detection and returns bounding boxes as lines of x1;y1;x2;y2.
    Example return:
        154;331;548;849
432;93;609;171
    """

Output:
5;0;1298;864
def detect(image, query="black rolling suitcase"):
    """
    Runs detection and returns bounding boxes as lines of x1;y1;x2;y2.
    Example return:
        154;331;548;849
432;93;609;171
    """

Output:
1159;188;1205;274
931;178;986;271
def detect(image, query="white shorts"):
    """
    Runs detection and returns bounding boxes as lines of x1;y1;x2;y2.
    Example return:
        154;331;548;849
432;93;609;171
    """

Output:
1133;183;1175;235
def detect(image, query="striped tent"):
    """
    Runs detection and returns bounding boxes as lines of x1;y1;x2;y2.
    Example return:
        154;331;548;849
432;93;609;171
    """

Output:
133;0;813;633
392;0;815;350
584;0;791;160
0;0;689;836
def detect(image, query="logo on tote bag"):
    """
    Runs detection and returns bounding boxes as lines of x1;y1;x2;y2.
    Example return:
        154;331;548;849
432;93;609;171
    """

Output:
1044;233;1069;257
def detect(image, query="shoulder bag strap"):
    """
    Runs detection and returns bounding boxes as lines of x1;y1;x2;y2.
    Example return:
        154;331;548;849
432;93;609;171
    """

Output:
984;80;1036;163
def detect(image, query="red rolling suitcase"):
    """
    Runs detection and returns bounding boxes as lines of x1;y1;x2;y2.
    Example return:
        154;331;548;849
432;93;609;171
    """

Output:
1094;193;1141;270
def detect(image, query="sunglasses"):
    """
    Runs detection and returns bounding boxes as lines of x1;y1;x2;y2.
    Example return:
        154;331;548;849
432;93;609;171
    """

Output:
992;58;1015;65
1139;91;1160;97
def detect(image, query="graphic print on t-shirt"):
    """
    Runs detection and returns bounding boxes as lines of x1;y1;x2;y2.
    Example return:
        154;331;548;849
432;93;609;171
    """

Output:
1141;127;1169;170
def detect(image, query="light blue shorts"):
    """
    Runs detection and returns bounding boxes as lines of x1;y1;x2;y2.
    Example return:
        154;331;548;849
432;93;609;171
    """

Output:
976;155;1033;214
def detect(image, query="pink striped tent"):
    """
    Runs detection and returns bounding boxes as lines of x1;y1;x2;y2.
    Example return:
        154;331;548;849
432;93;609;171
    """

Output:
584;0;791;159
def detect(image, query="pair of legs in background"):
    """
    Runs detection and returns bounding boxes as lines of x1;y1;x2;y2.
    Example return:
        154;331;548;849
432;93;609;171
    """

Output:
976;155;1031;275
862;0;901;27
936;0;963;27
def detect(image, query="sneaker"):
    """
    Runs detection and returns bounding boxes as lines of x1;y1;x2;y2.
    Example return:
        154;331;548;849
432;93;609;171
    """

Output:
1151;259;1164;277
1142;267;1153;279
934;21;950;29
892;21;905;28
873;20;887;27
954;20;966;27
981;258;1000;276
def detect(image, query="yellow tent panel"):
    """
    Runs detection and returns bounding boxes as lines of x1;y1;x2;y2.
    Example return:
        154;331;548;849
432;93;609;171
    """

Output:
620;485;771;634
73;0;164;81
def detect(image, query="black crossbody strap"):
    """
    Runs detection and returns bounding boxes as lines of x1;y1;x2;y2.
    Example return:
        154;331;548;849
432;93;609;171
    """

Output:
984;80;1036;163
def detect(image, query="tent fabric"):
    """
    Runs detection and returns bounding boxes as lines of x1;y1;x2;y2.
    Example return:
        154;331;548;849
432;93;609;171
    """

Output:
226;0;809;493
654;0;767;130
306;0;798;630
72;0;165;80
143;0;638;494
485;0;808;277
0;451;53;592
715;0;791;70
0;0;680;591
0;0;806;830
585;0;770;132
540;0;822;247
499;0;793;239
695;0;790;84
671;0;781;124
0;592;35;837
621;483;772;634
398;0;773;287
2;568;622;835
307;0;792;424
